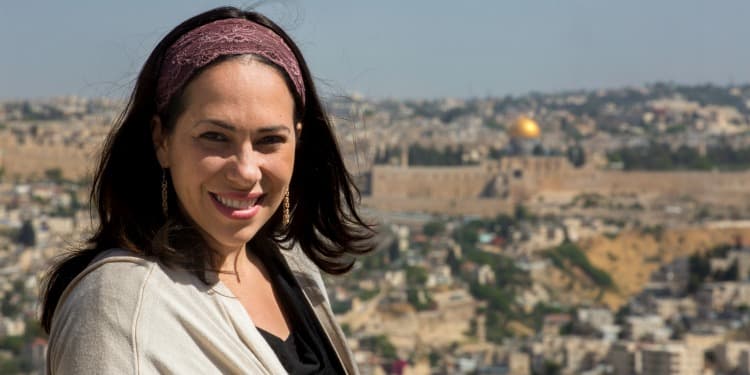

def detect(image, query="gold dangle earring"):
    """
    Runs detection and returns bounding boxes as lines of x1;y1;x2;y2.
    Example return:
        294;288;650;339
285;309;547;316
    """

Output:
161;169;169;217
283;190;290;226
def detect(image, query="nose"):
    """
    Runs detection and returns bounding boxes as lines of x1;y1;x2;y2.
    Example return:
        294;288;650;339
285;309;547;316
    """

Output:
227;146;261;187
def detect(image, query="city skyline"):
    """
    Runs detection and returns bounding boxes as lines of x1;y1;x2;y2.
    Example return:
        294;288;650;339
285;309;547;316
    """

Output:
1;0;749;100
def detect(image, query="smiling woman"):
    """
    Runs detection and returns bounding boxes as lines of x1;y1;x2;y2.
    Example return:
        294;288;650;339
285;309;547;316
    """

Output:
154;58;298;256
40;6;373;374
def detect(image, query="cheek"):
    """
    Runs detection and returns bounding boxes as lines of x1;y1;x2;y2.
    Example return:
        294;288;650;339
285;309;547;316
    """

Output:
272;147;296;180
168;149;224;193
190;156;228;186
256;142;296;179
259;159;293;186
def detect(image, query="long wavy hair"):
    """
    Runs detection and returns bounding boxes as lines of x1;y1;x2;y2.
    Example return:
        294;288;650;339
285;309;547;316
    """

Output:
40;6;374;333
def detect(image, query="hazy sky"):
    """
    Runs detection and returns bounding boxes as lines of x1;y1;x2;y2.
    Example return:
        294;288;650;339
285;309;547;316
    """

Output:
2;1;749;100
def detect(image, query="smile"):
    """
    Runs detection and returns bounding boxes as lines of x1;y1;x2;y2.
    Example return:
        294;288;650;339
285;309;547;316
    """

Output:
213;194;259;209
209;192;264;220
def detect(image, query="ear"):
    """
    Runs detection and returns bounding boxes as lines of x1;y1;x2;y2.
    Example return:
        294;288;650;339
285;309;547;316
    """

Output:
295;122;303;138
151;116;169;168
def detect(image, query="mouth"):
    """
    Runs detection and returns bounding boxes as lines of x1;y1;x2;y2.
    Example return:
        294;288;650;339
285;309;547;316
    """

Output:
209;192;264;219
211;193;262;209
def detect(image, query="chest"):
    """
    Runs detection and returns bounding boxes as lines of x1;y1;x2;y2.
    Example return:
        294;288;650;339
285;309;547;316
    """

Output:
221;270;292;340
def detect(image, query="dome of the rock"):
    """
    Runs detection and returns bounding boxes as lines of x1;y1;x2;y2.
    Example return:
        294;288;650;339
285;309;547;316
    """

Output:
509;116;541;139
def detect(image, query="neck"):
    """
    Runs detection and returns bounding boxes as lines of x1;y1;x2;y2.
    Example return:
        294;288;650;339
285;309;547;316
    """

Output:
215;243;272;286
205;240;248;274
219;248;246;272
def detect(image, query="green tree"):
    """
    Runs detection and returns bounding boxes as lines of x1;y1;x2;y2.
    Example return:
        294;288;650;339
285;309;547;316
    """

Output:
545;242;613;288
452;220;481;249
44;167;63;182
16;219;36;247
514;204;531;222
407;288;435;311
405;266;428;285
688;253;711;293
470;282;513;313
422;221;445;237
0;335;24;353
366;335;397;360
567;144;586;167
485;311;513;343
542;360;562;375
0;358;21;374
532;144;545;156
491;214;515;240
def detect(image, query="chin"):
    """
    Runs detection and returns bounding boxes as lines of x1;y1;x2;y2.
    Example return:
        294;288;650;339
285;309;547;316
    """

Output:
202;211;279;251
231;226;265;245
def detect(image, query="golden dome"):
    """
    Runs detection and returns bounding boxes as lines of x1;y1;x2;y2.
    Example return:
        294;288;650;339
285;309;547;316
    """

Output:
509;116;541;139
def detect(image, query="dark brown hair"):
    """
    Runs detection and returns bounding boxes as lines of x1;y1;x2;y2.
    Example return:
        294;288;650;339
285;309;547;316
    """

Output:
40;6;374;333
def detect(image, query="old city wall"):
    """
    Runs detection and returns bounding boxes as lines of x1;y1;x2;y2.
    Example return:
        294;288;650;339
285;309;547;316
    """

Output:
368;164;505;217
498;156;570;175
540;170;750;204
368;159;750;216
371;165;492;200
0;142;97;181
362;196;513;217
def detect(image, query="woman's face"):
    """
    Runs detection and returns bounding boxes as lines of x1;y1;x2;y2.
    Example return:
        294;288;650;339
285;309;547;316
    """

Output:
154;58;298;254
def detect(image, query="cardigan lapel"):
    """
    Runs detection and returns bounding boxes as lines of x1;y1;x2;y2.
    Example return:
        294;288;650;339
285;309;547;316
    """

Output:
207;273;289;374
279;245;360;375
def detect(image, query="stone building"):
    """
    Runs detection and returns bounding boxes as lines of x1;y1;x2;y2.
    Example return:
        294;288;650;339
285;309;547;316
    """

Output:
641;342;703;375
716;341;750;374
609;341;641;375
696;281;750;316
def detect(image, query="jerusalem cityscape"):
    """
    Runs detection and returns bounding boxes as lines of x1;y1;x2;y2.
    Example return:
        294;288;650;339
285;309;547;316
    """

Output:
2;82;750;374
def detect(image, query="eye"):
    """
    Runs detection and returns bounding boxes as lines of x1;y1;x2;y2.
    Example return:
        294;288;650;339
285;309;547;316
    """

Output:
256;135;287;145
199;131;228;142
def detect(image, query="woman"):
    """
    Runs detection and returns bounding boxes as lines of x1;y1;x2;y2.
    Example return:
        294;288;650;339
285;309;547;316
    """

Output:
41;6;373;374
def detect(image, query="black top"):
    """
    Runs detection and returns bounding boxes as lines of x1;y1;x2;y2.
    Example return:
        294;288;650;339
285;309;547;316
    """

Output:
255;249;345;375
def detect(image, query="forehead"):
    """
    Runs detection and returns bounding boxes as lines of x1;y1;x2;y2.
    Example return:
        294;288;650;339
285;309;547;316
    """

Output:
178;58;296;122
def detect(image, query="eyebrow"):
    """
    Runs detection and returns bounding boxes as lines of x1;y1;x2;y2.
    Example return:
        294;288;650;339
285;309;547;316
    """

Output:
196;119;291;134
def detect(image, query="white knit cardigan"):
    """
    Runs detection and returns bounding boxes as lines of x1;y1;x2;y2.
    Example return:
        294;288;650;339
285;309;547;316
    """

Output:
46;246;357;374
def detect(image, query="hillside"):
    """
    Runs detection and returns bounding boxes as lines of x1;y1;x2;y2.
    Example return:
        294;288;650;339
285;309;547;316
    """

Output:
562;226;750;309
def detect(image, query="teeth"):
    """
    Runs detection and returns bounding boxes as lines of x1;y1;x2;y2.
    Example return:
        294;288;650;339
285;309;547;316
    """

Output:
214;194;257;209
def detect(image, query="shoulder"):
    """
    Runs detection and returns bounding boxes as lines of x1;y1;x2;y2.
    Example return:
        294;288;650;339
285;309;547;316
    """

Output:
47;249;165;374
56;249;158;318
279;242;330;305
280;242;323;282
50;248;209;335
48;249;266;374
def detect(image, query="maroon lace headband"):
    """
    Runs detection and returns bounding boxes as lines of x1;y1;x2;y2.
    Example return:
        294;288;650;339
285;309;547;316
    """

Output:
156;18;305;112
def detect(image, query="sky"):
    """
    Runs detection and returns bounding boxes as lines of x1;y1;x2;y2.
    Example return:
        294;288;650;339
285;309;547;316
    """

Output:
1;1;749;100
